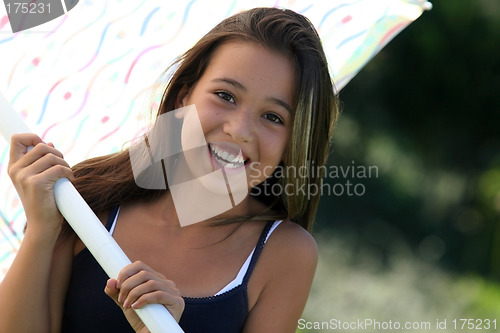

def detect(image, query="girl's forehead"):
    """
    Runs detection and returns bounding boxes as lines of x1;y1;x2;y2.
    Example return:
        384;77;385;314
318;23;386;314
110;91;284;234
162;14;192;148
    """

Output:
200;41;296;100
208;41;286;64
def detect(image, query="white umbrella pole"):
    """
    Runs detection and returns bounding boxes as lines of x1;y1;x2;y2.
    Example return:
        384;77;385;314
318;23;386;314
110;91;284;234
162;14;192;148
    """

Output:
0;91;184;333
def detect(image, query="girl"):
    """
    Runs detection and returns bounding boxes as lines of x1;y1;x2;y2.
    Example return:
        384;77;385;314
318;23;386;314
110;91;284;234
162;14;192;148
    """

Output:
0;7;338;333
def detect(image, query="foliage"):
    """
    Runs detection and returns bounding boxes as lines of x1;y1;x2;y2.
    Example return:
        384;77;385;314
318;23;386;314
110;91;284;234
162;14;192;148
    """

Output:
317;0;500;277
305;2;500;330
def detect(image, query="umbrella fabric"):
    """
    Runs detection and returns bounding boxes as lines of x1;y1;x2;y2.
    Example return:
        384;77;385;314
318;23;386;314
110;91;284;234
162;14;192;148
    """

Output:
0;0;431;279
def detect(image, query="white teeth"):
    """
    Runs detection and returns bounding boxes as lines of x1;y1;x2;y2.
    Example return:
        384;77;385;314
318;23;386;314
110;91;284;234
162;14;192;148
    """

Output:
209;144;245;168
225;162;240;169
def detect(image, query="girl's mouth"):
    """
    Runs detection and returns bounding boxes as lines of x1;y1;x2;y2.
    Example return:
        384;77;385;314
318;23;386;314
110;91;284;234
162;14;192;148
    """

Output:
208;143;249;169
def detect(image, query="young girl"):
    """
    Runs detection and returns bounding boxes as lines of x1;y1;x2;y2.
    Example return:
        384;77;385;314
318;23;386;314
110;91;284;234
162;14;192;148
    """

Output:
0;7;338;333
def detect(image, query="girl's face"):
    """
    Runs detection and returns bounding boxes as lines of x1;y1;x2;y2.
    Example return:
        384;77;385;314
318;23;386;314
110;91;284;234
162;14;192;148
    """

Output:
178;41;295;191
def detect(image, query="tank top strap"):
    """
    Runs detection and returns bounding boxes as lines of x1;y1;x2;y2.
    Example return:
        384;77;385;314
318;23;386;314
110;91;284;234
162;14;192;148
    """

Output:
242;221;274;285
105;206;120;231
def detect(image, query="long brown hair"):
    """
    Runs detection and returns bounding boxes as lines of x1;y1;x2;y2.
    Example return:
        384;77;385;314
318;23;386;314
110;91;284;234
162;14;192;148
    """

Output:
72;7;339;231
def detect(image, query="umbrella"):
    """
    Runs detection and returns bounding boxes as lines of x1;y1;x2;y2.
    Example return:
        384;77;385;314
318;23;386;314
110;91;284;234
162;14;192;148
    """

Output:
0;0;431;280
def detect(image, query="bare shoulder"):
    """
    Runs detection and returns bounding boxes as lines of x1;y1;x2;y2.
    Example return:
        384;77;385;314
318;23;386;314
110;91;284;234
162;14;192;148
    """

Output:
264;220;318;266
248;220;318;305
244;221;318;332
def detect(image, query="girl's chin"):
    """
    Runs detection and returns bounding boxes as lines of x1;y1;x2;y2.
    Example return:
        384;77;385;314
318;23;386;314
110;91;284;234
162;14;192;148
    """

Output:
195;172;249;198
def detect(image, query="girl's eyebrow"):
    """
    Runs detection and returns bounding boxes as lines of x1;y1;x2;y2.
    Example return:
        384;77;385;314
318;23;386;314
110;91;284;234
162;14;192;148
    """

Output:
211;77;246;91
268;97;293;115
210;77;293;114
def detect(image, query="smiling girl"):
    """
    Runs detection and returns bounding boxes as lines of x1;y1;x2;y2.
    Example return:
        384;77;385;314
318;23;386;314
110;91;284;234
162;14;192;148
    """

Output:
0;7;339;333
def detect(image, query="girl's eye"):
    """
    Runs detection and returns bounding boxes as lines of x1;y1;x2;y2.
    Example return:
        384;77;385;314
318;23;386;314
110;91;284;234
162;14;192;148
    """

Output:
215;91;235;103
263;113;284;125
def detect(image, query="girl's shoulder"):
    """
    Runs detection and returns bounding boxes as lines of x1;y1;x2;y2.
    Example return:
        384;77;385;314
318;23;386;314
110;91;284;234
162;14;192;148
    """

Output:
265;220;318;259
249;220;318;295
246;221;318;328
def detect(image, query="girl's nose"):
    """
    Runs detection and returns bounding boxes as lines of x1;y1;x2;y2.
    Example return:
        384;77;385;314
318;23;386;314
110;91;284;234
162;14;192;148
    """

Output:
223;110;255;143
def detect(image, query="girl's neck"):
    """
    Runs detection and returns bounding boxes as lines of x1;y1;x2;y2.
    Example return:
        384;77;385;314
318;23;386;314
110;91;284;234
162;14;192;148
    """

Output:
136;191;257;229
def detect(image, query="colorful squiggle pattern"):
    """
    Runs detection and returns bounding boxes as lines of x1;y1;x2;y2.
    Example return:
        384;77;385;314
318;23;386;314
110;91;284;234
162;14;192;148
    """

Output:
0;0;429;279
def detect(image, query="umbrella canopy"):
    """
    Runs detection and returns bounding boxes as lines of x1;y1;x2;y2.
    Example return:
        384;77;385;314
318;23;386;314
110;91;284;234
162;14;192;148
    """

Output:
0;0;431;279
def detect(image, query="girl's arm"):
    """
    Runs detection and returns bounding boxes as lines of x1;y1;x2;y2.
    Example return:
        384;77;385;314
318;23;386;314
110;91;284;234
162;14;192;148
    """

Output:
0;227;75;333
0;134;75;333
243;222;319;333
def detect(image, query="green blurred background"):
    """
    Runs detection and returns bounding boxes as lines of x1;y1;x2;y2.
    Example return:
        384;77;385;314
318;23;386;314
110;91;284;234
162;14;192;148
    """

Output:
300;0;500;331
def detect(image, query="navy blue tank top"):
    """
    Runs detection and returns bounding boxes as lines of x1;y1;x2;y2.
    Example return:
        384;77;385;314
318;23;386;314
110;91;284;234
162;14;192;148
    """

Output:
61;206;274;333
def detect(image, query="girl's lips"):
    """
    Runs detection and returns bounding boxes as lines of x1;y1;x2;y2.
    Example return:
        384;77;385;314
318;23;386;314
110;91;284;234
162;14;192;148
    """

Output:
208;142;250;171
211;142;249;161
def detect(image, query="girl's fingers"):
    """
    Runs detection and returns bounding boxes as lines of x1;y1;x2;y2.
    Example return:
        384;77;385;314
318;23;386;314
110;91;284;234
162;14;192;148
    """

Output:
118;269;172;304
18;153;71;179
113;261;185;321
129;290;184;310
9;137;69;182
11;141;66;171
29;154;73;180
41;163;75;183
117;261;152;283
9;138;74;190
122;279;179;308
121;280;185;323
12;156;74;198
104;279;121;302
116;261;165;297
9;133;44;163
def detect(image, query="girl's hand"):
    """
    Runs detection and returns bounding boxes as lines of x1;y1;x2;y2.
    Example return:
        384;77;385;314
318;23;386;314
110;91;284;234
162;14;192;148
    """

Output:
104;261;185;332
7;133;74;240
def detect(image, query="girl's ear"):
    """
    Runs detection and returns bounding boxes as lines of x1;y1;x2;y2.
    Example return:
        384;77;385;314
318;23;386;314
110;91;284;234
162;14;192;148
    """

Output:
174;85;190;110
